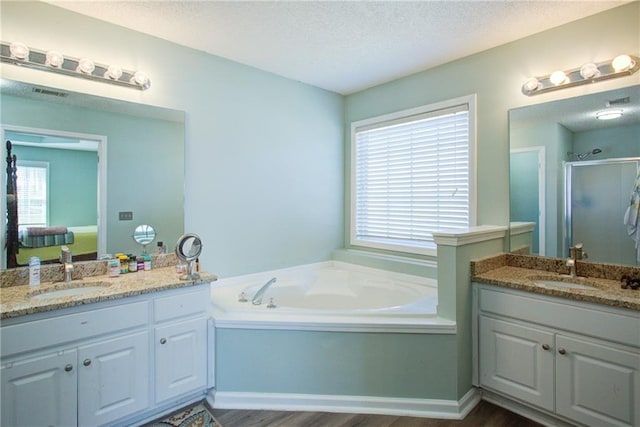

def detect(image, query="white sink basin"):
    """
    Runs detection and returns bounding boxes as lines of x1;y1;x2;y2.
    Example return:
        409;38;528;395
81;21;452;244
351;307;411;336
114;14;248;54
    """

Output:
30;282;111;300
534;279;596;290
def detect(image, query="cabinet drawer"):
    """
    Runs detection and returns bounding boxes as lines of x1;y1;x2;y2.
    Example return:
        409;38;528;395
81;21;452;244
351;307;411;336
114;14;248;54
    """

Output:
154;288;208;323
1;301;149;358
478;287;640;348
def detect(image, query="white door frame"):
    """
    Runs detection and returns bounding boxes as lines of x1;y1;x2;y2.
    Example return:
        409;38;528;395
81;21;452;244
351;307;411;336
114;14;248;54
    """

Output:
511;146;546;255
1;125;107;269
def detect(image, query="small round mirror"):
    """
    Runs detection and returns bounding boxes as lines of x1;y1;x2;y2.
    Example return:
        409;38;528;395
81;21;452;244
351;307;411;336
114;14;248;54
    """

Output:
175;233;202;280
133;224;156;253
176;233;202;262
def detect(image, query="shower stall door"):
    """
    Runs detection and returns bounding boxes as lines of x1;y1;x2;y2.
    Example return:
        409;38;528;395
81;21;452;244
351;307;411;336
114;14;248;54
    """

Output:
565;158;640;266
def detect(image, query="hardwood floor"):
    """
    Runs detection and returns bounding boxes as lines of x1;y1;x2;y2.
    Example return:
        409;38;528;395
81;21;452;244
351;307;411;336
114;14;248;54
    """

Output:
211;400;542;427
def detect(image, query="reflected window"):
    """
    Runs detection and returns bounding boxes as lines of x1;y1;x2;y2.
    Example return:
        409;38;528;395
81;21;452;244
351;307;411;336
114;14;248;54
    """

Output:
16;161;49;230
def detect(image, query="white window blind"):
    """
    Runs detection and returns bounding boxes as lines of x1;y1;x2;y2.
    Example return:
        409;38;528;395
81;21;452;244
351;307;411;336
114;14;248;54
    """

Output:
17;161;49;230
352;102;471;253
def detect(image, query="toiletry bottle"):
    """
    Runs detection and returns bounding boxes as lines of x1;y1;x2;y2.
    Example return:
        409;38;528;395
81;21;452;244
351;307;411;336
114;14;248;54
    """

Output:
29;256;41;287
129;254;137;272
144;254;152;271
137;256;145;277
108;258;120;277
117;254;129;274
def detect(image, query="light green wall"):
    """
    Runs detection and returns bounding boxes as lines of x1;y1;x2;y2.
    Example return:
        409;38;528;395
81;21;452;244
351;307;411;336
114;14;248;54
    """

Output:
436;236;506;399
344;2;640;258
2;0;639;404
2;3;637;276
216;329;457;399
13;145;98;227
510;121;640;257
1;1;345;277
332;248;437;279
2;94;184;256
510;121;571;257
574;124;640;158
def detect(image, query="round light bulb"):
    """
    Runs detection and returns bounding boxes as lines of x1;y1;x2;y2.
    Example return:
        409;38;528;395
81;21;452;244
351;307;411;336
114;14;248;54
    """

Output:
549;70;567;85
131;71;149;86
612;54;634;72
45;50;64;68
579;63;599;79
523;77;540;93
76;57;95;74
596;109;623;120
9;42;29;60
105;65;123;80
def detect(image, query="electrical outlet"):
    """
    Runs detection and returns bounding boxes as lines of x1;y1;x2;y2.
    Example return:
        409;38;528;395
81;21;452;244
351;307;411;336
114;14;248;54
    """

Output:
119;211;133;221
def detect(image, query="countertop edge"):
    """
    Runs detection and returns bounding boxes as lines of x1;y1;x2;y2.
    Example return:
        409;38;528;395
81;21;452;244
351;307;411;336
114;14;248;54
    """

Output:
472;266;640;311
1;269;217;320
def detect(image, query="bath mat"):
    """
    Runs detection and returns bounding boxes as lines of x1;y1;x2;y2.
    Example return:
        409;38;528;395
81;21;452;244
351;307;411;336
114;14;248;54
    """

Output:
146;401;221;427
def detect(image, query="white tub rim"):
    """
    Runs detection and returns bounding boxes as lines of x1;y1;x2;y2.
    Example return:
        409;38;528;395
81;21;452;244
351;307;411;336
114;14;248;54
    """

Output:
211;261;455;334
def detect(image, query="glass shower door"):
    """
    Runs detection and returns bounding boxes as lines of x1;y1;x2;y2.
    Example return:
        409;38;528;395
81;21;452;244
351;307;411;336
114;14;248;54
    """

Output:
566;158;640;266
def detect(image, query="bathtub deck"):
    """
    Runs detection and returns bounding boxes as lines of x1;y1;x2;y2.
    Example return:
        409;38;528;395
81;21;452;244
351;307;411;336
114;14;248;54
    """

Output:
211;400;541;426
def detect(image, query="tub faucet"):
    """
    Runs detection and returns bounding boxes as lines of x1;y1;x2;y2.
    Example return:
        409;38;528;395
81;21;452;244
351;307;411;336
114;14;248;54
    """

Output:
567;243;587;278
252;277;277;305
60;245;74;282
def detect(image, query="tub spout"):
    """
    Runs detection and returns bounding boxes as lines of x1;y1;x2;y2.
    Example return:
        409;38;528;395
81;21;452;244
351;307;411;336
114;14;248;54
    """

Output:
252;277;277;305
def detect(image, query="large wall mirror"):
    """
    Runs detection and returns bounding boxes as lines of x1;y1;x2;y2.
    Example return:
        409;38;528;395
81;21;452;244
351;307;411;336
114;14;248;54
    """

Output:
509;84;640;266
1;79;185;269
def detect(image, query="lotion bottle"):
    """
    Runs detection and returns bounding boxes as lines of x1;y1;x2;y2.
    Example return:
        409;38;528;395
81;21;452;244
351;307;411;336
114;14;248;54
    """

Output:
29;256;41;287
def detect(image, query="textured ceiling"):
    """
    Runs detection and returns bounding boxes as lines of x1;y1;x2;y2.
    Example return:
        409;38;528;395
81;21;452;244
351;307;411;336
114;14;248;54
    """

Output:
44;1;630;94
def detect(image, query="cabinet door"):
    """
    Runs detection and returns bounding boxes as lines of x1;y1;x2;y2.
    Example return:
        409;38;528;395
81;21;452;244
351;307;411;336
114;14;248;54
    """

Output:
1;350;77;427
556;335;640;427
78;331;150;426
155;317;207;402
479;316;555;411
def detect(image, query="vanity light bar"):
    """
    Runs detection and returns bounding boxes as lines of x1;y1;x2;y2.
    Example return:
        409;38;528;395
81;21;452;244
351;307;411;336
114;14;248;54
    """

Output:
0;41;150;91
522;54;639;96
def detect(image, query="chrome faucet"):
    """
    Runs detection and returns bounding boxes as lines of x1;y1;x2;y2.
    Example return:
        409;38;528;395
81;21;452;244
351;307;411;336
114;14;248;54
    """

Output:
567;243;587;278
252;277;277;305
60;245;74;282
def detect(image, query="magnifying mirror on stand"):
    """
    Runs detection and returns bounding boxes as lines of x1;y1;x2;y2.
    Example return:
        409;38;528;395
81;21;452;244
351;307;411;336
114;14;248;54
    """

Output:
133;224;156;254
175;233;202;280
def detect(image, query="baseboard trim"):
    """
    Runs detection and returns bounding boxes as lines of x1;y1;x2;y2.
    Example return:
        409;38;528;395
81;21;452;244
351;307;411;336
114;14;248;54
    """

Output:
209;388;480;419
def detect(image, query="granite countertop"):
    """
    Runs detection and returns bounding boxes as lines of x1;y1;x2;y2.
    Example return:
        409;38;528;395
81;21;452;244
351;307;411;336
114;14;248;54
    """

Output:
472;254;640;311
0;267;218;320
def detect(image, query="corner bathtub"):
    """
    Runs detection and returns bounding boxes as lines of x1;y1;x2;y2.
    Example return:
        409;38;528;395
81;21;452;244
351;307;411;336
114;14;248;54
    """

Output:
210;261;455;333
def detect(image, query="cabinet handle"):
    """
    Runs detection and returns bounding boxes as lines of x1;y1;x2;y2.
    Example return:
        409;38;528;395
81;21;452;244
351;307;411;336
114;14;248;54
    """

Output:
160;338;167;345
558;348;567;355
542;344;550;351
83;358;92;366
64;364;73;372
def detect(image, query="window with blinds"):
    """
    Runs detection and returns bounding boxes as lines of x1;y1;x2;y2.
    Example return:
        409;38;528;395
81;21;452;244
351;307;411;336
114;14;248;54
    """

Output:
17;161;49;230
350;96;475;255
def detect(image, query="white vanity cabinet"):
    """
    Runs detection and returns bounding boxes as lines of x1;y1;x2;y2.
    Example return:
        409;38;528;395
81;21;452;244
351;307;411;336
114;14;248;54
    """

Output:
77;331;150;426
3;331;152;427
153;289;209;403
479;316;555;411
1;350;78;426
475;284;640;427
1;283;212;427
